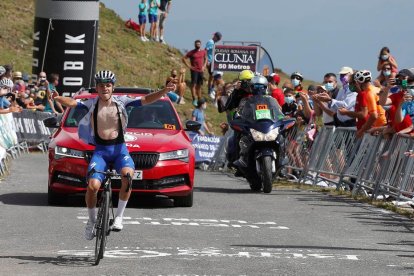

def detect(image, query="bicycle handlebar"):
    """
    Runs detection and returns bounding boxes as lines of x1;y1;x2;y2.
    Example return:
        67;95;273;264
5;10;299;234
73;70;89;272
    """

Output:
87;168;133;192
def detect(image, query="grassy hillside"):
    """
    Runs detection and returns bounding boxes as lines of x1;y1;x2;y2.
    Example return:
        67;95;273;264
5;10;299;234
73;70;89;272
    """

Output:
0;1;316;134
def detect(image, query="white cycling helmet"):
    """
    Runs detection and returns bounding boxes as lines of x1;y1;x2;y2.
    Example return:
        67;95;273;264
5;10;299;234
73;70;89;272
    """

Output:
0;78;14;89
94;70;116;84
354;70;371;84
291;71;304;81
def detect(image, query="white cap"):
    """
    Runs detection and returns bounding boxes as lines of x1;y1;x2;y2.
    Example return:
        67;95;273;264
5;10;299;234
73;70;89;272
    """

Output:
339;66;353;75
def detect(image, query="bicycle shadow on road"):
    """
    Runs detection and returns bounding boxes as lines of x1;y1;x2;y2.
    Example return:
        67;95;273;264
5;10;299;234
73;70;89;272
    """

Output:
0;255;93;267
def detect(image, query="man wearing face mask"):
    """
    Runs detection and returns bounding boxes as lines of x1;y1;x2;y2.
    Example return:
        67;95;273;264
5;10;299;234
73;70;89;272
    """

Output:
311;73;337;126
317;67;357;127
379;68;414;134
290;72;304;93
282;87;298;117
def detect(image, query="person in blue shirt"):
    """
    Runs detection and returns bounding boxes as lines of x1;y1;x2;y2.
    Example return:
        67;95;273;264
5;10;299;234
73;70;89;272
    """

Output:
44;73;64;114
138;0;148;42
148;0;159;41
191;98;213;136
54;70;176;240
205;32;222;97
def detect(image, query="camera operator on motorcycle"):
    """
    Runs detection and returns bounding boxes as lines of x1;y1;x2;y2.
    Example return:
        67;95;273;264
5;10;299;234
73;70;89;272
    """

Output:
233;75;284;168
223;69;255;173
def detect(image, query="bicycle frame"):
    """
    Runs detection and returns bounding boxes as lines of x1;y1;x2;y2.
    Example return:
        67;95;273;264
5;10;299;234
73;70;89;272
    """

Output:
89;168;132;265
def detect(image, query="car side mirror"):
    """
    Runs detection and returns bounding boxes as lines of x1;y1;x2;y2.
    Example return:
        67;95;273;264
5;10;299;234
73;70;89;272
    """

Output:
43;116;59;128
185;120;201;132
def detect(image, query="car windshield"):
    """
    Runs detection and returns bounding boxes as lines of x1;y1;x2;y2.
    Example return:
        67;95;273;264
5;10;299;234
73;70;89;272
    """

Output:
64;100;181;130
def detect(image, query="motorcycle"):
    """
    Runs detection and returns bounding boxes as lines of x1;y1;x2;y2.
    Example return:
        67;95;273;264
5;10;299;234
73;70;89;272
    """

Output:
226;97;295;193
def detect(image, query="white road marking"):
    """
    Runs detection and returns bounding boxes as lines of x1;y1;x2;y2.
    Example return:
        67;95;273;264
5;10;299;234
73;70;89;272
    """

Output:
76;215;290;230
58;246;359;261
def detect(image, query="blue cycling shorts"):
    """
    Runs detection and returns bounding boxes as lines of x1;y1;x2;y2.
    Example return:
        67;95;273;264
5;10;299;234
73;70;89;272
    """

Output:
87;143;135;183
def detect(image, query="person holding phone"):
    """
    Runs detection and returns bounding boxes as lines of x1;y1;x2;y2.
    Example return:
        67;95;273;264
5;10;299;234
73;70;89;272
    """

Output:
386;69;414;134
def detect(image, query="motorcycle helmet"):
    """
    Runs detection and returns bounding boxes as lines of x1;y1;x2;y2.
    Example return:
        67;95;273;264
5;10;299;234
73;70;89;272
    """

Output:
250;75;268;96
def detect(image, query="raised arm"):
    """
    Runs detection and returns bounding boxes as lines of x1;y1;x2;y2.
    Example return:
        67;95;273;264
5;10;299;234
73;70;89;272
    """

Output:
141;82;176;105
54;96;78;108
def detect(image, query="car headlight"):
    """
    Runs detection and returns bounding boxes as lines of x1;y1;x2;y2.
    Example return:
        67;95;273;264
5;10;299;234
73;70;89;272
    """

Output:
250;128;279;142
55;146;85;159
159;149;189;162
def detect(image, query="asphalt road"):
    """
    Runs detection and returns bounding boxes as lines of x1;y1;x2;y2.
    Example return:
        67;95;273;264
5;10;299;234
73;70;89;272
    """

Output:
1;153;414;276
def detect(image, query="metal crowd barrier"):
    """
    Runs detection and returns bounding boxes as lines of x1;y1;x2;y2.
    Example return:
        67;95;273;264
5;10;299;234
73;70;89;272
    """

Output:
298;126;414;204
204;118;414;205
285;125;314;179
371;134;414;201
208;129;233;172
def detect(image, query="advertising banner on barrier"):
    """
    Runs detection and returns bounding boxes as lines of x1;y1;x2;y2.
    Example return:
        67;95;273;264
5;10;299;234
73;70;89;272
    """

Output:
0;114;18;150
186;132;224;163
12;110;54;144
211;45;259;72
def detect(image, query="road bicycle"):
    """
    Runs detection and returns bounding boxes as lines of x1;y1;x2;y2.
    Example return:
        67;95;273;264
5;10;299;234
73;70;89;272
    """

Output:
88;168;132;265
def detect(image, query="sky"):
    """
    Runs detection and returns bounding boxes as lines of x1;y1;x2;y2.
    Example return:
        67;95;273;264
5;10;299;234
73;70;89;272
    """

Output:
101;0;414;82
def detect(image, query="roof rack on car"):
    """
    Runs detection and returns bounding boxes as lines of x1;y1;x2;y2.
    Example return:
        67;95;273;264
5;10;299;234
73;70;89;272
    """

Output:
88;87;154;94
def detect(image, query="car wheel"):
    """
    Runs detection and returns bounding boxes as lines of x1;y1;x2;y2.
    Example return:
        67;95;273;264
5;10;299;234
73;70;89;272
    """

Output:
48;187;67;206
173;190;193;207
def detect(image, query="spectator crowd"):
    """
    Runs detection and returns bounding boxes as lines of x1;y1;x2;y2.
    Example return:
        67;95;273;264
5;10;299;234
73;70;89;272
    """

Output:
0;64;63;115
2;42;414;151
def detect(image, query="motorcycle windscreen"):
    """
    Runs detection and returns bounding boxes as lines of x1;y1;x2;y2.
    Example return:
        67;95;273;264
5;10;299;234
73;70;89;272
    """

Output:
241;96;284;122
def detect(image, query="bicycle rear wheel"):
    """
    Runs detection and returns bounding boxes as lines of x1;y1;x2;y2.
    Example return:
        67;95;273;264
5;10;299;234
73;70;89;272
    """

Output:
94;191;110;265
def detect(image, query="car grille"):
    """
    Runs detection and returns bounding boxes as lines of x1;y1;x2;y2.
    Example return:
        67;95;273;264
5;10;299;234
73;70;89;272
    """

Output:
85;151;159;170
53;170;188;190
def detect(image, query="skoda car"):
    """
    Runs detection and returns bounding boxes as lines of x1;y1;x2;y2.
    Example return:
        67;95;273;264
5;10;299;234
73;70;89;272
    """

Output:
44;87;200;207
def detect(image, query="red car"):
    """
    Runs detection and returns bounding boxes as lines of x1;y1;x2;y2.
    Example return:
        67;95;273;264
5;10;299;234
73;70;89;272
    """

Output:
44;88;200;207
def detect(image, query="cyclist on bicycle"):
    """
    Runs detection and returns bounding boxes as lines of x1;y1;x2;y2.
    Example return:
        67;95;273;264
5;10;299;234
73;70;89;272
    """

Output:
54;70;176;240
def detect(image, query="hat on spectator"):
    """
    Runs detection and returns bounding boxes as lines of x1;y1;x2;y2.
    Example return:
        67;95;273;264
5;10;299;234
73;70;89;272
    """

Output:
0;66;5;76
271;73;280;85
317;84;327;92
13;71;22;79
213;71;224;79
338;66;353;75
397;68;414;82
214;32;222;40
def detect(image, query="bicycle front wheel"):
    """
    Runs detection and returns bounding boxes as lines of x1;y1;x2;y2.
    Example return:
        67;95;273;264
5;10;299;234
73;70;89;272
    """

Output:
94;191;110;265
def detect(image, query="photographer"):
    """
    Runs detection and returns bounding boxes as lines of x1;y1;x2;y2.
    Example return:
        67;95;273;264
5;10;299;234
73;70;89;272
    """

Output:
0;79;22;114
379;68;414;135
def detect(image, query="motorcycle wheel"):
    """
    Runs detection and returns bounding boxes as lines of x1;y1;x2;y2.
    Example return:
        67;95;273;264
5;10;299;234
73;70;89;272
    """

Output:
261;156;273;193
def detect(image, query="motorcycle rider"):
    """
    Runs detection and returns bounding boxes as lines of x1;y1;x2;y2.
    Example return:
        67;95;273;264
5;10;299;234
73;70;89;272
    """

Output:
223;70;255;170
233;75;285;168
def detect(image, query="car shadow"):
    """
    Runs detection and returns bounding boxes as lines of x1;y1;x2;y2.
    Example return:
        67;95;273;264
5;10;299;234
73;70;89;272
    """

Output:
0;192;174;209
0;192;48;207
194;186;256;194
0;255;93;267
